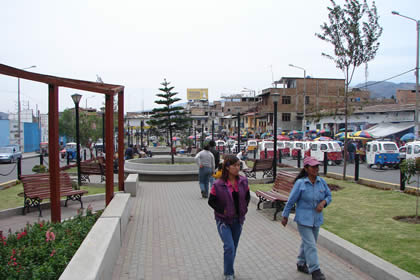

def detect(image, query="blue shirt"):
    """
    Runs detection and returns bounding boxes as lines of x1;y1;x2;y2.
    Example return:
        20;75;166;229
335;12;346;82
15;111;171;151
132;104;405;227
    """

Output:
282;176;332;227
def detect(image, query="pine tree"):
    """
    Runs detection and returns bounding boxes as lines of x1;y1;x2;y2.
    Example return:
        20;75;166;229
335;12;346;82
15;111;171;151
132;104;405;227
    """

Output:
315;0;382;179
148;79;191;164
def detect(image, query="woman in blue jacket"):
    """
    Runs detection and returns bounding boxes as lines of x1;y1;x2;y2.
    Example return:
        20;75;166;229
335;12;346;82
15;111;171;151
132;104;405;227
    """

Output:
281;156;332;280
208;155;250;280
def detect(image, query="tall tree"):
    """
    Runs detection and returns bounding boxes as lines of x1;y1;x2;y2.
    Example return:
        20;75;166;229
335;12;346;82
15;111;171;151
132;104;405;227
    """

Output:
316;0;382;179
148;79;191;164
59;109;103;148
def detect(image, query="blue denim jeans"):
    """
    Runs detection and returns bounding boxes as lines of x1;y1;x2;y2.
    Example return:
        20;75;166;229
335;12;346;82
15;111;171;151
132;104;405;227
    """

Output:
199;166;213;195
297;224;320;273
216;219;243;276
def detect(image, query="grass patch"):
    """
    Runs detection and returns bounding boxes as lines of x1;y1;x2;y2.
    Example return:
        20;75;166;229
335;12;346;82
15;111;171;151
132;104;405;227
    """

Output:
0;184;117;211
250;177;420;277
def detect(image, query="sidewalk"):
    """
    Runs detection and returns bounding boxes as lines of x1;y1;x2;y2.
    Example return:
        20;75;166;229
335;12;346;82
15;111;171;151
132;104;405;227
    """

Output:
112;181;373;280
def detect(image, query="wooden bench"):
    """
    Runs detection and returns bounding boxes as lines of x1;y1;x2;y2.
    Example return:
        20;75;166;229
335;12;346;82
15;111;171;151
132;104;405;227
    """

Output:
21;172;88;217
255;170;296;220
80;161;105;183
242;159;273;179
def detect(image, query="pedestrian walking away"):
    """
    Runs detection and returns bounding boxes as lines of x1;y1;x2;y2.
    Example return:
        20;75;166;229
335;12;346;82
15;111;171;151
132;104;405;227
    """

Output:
194;144;215;198
208;155;251;280
281;156;332;280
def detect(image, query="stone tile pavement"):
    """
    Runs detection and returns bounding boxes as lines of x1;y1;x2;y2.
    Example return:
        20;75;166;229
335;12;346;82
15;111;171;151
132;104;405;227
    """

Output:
112;181;373;280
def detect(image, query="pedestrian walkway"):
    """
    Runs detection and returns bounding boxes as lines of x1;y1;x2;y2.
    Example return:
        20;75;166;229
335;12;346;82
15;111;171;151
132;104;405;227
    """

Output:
112;181;373;280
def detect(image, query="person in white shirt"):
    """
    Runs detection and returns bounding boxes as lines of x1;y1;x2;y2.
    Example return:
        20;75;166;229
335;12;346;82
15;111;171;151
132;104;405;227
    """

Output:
195;145;215;198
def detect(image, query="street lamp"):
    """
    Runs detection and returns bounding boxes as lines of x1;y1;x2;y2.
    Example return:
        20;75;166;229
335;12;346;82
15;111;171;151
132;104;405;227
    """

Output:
236;107;241;153
289;64;307;132
272;93;280;179
392;11;420;139
71;93;82;187
17;65;36;152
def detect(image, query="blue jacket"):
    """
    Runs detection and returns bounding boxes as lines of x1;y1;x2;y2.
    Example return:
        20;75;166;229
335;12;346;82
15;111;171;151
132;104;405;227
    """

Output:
282;176;332;227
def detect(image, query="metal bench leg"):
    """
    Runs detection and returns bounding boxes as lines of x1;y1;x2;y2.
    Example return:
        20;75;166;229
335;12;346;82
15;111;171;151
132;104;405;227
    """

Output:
273;201;283;221
257;197;264;210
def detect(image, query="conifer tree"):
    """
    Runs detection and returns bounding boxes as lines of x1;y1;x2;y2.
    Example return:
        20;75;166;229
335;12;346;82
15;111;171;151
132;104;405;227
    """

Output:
148;79;191;164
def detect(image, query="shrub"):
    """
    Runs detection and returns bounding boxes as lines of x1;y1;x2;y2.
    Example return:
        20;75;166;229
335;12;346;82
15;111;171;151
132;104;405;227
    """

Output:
0;207;101;279
32;165;47;173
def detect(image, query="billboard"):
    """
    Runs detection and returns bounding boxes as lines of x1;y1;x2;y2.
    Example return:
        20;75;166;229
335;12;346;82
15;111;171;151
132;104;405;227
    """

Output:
187;88;208;100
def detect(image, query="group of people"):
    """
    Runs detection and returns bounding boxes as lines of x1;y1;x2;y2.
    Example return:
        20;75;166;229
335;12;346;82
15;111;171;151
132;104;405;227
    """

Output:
195;140;332;280
124;144;152;160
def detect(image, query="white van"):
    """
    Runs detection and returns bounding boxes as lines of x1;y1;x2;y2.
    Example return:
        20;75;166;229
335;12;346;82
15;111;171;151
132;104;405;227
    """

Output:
309;141;342;165
247;139;258;152
257;140;274;159
403;141;420;160
215;140;226;152
366;141;399;169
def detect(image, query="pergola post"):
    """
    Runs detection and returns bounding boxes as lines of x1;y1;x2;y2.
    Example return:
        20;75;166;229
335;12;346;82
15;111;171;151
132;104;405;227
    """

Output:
48;84;61;223
118;91;124;192
105;94;114;205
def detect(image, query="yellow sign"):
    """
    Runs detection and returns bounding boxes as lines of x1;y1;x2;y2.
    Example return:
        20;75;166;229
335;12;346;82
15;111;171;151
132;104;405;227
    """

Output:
187;88;208;100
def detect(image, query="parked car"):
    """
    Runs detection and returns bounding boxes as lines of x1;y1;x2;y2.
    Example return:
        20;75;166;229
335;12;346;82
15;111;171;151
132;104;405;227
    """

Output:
0;146;22;163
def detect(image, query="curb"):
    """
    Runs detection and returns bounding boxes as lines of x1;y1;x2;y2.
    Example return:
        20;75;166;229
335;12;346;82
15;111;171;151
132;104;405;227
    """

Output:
250;191;419;280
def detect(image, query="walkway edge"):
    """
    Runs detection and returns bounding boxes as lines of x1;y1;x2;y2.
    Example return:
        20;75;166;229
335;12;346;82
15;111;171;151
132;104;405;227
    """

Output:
59;193;132;280
250;191;419;280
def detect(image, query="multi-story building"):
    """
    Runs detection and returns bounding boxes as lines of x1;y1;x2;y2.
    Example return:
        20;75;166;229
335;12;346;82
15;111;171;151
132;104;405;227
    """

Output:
396;89;417;105
258;77;369;133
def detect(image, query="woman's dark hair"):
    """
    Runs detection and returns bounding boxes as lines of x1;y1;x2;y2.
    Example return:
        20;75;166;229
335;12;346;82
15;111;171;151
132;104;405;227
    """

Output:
203;144;210;151
221;155;239;181
294;167;308;183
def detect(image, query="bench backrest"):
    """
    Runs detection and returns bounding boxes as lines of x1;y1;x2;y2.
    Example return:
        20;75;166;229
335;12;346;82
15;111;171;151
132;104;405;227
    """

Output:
80;161;104;173
21;172;73;195
254;159;273;171
273;171;296;194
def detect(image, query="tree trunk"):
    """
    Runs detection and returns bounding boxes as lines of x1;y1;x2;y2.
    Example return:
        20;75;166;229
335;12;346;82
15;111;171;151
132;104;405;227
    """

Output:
169;126;174;164
342;73;349;180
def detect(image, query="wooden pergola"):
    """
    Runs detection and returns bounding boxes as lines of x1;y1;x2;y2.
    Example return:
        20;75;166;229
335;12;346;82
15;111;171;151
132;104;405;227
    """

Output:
0;63;125;223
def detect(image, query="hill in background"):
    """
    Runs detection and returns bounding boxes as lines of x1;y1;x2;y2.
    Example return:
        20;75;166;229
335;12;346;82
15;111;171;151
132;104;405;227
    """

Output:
353;81;416;99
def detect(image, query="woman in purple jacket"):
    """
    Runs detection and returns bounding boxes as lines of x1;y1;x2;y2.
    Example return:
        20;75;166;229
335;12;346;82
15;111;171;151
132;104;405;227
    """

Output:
208;155;250;280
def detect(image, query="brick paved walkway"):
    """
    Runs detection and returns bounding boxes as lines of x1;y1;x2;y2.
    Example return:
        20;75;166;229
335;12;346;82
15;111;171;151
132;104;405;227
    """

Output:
112;181;373;280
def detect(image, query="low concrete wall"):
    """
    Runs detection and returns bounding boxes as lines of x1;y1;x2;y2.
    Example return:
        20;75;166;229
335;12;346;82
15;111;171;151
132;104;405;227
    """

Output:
125;174;138;197
59;193;132;280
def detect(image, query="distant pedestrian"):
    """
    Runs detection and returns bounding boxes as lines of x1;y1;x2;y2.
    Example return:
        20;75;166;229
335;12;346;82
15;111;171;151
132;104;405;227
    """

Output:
281;156;332;280
208;155;250;280
125;144;134;160
194;144;215;198
209;140;220;185
347;140;356;163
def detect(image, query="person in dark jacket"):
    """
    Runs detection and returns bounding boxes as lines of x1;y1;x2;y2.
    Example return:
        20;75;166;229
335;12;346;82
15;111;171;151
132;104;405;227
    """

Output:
208;155;250;280
347;140;356;163
209;140;220;185
125;144;134;160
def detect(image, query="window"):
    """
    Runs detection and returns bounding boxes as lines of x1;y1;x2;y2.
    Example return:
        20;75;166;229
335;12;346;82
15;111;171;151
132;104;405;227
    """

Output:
415;145;420;154
305;96;310;105
320;144;328;151
367;145;371;152
373;145;377;152
282;96;291;104
311;144;317;151
282;113;291;122
407;145;412;154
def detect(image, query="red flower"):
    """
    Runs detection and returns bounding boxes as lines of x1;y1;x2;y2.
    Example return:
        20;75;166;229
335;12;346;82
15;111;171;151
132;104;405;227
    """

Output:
50;249;56;257
46;230;56;242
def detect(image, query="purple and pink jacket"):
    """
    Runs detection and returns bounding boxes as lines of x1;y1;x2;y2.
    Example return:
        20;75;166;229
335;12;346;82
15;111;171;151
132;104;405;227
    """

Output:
208;175;250;224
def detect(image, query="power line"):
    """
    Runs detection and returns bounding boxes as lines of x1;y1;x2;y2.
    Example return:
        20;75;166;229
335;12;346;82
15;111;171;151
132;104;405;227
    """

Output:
358;68;415;89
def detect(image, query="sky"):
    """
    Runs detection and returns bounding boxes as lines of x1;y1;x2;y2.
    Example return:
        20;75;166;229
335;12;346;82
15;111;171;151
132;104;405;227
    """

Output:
0;0;419;114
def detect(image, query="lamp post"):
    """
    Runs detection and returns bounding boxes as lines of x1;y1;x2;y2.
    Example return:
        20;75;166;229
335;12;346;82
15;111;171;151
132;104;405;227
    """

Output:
392;11;420;139
71;93;82;187
17;65;36;152
289;64;307;132
272;93;280;179
236;107;241;153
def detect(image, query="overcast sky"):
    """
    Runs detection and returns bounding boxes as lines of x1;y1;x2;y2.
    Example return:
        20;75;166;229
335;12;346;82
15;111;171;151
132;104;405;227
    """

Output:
1;0;419;114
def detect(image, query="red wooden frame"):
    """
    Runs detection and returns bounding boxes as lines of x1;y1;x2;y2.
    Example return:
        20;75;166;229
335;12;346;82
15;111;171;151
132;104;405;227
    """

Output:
0;63;125;222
